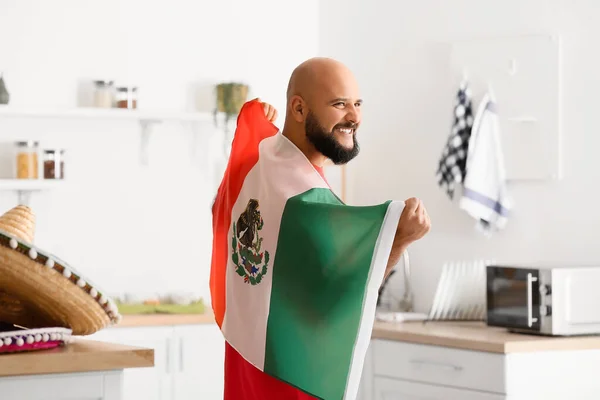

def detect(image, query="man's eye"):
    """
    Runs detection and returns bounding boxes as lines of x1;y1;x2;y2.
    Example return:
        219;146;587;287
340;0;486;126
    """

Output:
333;102;345;107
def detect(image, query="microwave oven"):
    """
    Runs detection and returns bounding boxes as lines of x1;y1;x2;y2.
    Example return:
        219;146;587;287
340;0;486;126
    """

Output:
486;264;600;336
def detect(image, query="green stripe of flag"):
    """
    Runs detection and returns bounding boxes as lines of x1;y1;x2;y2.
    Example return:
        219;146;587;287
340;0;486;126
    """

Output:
264;187;391;399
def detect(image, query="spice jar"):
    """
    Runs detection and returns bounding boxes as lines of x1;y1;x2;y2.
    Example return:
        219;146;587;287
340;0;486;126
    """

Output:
43;149;65;179
15;141;39;179
93;80;114;108
115;86;137;109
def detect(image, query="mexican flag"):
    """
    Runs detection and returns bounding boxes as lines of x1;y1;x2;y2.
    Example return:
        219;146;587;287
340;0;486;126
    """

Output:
210;99;404;400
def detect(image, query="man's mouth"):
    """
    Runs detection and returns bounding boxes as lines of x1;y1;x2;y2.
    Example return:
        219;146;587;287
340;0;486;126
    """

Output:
335;127;355;135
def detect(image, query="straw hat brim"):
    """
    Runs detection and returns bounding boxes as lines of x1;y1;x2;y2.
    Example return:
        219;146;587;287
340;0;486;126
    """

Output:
0;229;120;336
0;326;72;353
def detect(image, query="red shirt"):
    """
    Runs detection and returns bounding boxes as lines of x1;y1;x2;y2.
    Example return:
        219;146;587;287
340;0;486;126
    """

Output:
313;164;329;185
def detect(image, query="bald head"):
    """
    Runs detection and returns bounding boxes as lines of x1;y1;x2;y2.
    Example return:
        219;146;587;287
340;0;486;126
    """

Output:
286;57;358;106
282;57;362;167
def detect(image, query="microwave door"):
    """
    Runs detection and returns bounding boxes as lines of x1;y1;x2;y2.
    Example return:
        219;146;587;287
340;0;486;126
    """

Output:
487;268;541;331
562;270;600;334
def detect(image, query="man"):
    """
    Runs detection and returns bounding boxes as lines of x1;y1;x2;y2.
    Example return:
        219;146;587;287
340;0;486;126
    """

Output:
211;57;430;400
265;57;430;279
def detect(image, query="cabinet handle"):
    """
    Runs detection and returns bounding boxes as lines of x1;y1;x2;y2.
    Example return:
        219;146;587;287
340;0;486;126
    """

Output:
179;338;184;372
166;338;171;374
409;358;463;372
382;393;417;400
527;273;539;327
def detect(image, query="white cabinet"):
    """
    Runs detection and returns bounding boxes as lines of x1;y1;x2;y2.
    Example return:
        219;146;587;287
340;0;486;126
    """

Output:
369;339;506;400
0;371;124;400
89;326;172;400
87;323;224;400
372;340;505;394
172;325;225;400
369;338;600;400
374;377;504;400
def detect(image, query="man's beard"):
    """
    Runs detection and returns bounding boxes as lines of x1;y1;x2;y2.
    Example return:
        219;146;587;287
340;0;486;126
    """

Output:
305;111;360;165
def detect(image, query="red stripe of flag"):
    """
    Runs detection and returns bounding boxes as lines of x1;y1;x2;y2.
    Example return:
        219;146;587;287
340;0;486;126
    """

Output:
211;100;318;399
210;99;278;328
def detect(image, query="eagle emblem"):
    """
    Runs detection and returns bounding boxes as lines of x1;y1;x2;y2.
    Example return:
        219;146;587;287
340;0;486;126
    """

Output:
231;199;270;285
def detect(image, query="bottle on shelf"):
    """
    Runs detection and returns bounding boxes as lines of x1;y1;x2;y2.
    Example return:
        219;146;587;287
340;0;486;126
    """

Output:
115;86;138;109
93;80;114;108
14;141;39;180
43;149;65;179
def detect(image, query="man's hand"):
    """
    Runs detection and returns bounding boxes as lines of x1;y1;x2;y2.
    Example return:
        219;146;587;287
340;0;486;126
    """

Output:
384;197;430;279
252;97;278;122
396;197;431;246
262;102;278;123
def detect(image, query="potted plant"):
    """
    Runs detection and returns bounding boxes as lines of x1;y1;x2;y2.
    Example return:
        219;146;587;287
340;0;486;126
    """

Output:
215;82;248;123
214;82;249;156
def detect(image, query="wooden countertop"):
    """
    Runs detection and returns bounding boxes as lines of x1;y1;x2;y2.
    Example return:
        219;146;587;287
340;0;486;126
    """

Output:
372;320;600;353
0;339;154;377
115;313;215;328
111;315;600;354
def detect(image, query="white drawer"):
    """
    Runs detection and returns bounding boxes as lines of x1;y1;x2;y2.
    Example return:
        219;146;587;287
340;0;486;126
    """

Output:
374;377;505;400
0;371;108;400
372;339;506;393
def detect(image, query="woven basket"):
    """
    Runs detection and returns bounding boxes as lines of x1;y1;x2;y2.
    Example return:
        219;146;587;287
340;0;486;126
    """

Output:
0;205;120;335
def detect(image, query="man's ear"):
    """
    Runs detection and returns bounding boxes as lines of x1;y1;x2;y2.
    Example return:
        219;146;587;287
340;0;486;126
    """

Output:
290;96;306;123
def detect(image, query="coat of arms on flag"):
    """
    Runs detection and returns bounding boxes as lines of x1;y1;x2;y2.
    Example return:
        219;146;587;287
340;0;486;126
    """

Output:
231;199;270;285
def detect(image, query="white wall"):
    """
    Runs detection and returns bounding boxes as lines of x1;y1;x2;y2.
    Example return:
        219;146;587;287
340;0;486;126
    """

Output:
0;0;319;303
319;0;600;312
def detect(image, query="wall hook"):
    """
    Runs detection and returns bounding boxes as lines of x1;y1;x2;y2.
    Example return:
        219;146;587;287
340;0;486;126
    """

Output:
508;58;517;76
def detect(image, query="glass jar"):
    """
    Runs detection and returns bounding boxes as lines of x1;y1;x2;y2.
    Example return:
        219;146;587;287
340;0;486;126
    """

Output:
93;80;114;108
115;86;138;109
15;141;39;179
43;149;65;179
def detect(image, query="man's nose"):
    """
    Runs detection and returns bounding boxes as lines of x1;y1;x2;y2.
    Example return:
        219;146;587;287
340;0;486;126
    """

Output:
346;107;360;125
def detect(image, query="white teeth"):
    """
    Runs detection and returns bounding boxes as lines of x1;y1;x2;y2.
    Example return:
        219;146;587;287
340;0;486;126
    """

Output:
338;128;352;134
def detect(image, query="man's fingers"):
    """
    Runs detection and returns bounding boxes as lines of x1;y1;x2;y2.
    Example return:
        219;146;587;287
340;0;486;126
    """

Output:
260;103;277;122
422;206;431;230
404;197;419;214
415;199;423;216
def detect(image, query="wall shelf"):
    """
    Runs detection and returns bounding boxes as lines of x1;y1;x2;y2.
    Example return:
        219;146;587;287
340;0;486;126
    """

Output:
0;179;64;205
0;179;62;190
0;105;213;123
0;105;216;165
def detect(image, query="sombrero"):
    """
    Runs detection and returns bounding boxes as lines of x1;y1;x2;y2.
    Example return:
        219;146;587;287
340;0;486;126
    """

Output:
0;205;121;353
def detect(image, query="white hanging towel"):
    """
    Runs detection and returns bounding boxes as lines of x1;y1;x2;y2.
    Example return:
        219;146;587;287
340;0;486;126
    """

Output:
459;91;511;234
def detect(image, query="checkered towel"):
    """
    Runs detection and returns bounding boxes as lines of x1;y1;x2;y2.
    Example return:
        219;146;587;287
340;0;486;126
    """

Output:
436;82;474;199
